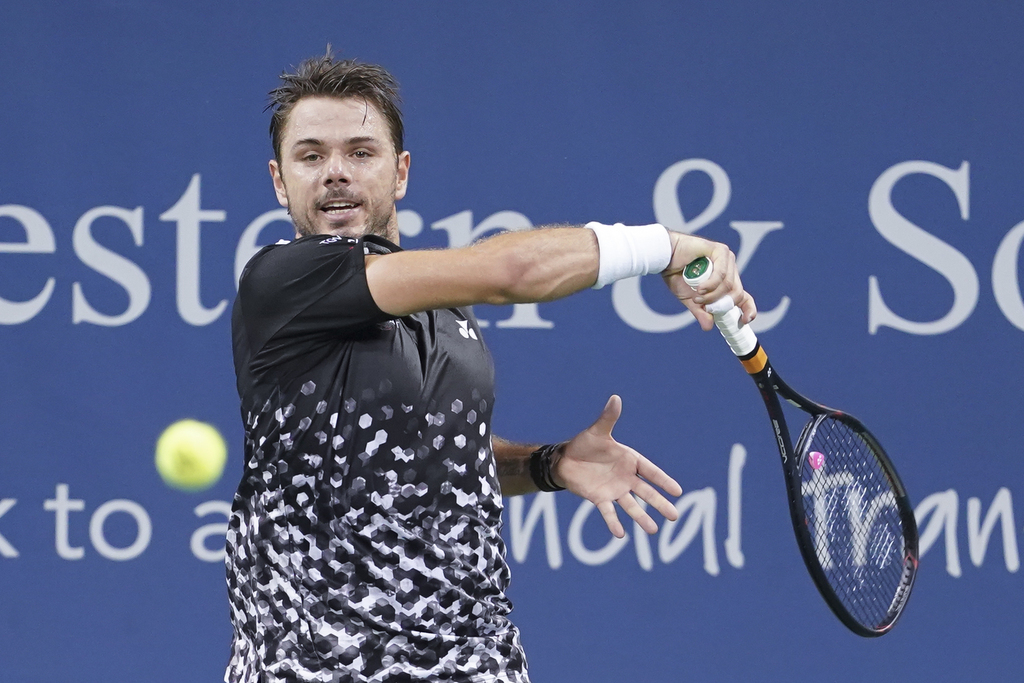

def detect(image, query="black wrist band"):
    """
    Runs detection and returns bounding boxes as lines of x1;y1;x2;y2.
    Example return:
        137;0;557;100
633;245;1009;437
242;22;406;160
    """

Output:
529;443;566;492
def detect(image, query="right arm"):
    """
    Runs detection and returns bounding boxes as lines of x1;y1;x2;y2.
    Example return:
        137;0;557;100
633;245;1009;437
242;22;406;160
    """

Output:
364;225;598;314
363;224;756;324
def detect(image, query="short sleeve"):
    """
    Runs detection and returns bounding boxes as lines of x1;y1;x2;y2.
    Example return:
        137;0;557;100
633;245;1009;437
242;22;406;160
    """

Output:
234;235;392;381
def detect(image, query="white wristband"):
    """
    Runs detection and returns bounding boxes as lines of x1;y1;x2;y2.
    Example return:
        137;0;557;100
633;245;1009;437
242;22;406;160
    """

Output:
585;222;673;289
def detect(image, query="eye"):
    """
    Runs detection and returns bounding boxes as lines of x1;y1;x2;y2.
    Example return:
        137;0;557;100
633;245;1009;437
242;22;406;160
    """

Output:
353;150;372;159
302;153;322;162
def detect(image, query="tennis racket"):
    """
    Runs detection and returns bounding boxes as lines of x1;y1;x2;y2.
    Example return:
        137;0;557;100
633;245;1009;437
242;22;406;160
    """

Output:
683;256;918;637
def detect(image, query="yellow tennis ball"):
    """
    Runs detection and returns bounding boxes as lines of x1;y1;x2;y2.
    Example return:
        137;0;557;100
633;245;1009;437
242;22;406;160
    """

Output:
155;419;228;492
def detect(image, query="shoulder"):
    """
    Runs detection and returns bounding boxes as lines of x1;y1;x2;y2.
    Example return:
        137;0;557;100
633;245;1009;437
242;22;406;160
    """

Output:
239;235;364;292
251;234;362;267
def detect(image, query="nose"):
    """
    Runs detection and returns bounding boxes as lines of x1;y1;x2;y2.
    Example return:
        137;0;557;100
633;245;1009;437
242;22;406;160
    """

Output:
323;152;350;186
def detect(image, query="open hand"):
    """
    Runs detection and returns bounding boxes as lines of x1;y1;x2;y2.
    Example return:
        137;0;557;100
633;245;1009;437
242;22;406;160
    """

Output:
553;395;683;538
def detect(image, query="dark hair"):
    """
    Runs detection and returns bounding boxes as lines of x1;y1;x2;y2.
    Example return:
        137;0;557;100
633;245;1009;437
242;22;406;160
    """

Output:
267;48;404;162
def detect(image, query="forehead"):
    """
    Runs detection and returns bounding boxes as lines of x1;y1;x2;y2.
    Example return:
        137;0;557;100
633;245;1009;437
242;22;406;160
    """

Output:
281;96;392;150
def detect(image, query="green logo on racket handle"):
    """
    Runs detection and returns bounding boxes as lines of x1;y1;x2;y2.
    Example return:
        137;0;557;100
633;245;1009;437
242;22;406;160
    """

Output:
683;256;710;281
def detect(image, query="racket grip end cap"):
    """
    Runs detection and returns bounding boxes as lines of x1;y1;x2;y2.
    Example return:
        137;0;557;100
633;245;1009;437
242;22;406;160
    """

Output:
682;256;713;288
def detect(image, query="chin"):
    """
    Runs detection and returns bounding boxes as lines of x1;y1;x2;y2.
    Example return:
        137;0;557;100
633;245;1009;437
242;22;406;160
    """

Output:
301;214;393;241
328;226;367;237
311;221;366;238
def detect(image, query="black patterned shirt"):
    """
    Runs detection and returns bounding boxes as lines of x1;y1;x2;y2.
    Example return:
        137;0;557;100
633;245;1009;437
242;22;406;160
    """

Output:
226;234;528;683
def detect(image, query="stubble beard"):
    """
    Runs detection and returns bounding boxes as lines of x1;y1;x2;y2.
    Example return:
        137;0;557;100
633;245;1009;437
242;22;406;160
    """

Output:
362;205;395;240
288;176;398;242
289;198;396;241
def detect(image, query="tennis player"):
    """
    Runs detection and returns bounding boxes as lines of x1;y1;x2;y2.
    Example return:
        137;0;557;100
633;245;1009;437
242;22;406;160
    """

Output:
226;50;756;683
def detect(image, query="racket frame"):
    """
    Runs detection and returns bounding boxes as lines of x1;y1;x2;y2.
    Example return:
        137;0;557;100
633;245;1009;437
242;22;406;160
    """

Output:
742;345;919;637
681;256;918;636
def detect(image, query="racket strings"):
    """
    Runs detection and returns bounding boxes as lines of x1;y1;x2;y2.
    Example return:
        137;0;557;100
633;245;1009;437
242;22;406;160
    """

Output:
799;417;909;629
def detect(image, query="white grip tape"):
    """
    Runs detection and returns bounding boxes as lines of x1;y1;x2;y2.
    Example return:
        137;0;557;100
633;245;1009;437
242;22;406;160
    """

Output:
712;304;758;357
682;259;758;357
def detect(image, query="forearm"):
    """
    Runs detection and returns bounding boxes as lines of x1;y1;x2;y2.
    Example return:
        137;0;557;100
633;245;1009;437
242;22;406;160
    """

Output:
470;225;598;304
365;225;599;317
493;435;540;497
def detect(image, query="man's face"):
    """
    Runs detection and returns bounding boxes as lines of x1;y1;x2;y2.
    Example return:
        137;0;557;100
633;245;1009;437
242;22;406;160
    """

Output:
270;96;410;241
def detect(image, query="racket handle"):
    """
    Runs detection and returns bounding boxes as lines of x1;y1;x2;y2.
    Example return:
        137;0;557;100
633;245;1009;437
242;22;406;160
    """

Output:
682;257;758;357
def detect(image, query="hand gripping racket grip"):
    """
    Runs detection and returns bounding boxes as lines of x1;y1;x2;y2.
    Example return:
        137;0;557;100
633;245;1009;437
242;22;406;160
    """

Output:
682;257;758;357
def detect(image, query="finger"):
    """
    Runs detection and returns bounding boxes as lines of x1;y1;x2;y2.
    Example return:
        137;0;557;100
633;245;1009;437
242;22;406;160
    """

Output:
705;247;739;297
692;263;725;296
597;500;625;539
636;455;683;497
664;273;715;331
714;243;738;275
662;272;695;302
682;298;715;331
739;291;758;324
706;276;738;305
619;493;658;535
632;479;680;522
590;394;622;436
703;256;758;325
703;244;732;283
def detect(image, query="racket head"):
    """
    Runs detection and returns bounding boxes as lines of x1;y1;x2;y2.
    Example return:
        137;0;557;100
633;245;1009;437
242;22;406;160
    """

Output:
789;410;919;636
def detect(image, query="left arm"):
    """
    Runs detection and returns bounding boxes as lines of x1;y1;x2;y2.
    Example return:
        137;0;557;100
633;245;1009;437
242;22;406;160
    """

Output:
493;436;541;498
493;395;683;538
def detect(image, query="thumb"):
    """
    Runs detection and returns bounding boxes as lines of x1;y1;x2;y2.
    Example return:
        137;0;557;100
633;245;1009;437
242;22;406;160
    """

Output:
591;394;622;436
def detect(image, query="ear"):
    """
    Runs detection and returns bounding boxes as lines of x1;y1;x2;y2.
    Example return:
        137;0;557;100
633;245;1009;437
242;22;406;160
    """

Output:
269;159;289;208
394;151;411;201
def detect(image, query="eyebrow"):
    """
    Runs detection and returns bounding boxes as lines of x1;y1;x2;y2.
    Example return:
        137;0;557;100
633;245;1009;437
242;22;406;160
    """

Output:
346;136;379;146
291;135;381;149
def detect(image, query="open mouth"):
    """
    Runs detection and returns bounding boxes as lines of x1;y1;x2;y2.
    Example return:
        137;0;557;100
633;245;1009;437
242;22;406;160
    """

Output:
319;200;360;216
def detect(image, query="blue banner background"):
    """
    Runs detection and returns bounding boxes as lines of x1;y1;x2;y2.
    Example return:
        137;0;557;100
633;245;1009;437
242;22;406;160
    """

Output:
1;2;1021;681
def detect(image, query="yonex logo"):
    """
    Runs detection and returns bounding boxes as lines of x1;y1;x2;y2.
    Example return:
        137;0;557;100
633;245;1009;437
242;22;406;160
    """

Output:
319;235;354;246
457;320;478;340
